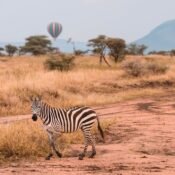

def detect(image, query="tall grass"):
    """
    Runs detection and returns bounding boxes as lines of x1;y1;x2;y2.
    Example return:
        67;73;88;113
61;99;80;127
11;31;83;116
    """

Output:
0;118;114;163
0;55;175;116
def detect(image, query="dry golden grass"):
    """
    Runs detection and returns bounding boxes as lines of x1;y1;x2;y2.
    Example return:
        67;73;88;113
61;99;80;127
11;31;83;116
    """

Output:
0;54;175;163
0;55;175;116
0;118;114;163
0;56;175;116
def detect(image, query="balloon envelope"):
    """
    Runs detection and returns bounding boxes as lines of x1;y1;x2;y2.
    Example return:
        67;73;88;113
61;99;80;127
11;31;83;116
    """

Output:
47;22;62;39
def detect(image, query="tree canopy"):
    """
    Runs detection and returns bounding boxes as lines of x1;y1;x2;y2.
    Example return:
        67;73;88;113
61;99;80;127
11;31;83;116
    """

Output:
106;37;126;63
21;35;52;55
5;44;18;56
88;35;109;65
127;43;147;55
88;35;126;65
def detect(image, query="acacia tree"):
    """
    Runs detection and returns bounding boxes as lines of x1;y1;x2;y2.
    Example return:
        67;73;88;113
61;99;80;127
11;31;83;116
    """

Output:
74;49;89;56
127;43;137;55
88;35;111;66
139;44;147;55
21;35;52;55
0;47;4;56
127;43;147;55
170;49;175;57
106;37;126;63
5;44;18;56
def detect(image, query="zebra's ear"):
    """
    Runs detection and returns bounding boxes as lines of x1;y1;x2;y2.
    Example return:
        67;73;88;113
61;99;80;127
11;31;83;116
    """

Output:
29;96;34;102
38;95;42;101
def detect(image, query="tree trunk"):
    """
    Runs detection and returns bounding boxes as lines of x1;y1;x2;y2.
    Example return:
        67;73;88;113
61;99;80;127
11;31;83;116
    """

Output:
99;55;103;65
102;55;111;67
114;55;119;63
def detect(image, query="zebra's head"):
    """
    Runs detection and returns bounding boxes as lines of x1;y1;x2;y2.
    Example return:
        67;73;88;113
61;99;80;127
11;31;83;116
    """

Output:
31;97;42;121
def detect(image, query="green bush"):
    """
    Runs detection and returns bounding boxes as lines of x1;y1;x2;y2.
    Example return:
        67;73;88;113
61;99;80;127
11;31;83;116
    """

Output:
44;54;75;71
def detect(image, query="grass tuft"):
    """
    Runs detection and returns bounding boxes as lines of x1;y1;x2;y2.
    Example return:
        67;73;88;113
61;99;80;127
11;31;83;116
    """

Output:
0;118;114;163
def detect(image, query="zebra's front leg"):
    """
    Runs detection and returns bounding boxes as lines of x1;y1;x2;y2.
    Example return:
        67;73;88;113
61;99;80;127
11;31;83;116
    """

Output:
46;131;54;160
46;131;62;160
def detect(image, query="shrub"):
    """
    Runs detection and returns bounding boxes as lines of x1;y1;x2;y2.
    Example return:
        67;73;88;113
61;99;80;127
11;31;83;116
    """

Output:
74;49;88;56
122;59;168;77
44;54;75;71
122;59;145;77
146;62;168;74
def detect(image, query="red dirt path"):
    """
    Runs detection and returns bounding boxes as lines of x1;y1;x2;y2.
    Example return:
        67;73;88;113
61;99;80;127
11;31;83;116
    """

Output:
0;96;175;175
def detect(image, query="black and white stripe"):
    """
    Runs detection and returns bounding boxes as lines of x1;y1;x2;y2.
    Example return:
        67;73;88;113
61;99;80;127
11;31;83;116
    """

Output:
31;97;104;160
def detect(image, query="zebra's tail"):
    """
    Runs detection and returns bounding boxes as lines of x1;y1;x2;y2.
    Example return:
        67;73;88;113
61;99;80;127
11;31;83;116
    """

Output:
96;116;105;142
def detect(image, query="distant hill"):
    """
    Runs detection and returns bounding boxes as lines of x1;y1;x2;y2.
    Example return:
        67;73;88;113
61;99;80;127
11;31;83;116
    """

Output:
135;19;175;52
0;39;88;53
3;20;175;54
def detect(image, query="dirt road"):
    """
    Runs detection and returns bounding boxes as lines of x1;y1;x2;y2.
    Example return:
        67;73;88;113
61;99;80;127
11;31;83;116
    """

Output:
0;96;175;175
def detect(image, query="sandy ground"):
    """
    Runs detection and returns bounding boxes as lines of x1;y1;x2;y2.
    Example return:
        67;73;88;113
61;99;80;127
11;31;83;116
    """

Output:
0;95;175;175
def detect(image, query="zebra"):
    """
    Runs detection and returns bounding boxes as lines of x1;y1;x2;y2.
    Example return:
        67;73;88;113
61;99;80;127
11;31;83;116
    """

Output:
31;97;104;160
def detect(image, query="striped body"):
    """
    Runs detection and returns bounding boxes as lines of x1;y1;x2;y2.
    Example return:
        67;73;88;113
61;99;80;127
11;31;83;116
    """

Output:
39;103;97;133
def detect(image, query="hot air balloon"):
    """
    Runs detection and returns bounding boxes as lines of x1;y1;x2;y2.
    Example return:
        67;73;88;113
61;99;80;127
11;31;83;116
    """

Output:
47;22;62;40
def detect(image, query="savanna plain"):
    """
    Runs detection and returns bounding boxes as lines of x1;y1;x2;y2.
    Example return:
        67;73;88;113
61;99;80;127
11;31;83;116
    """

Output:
0;55;174;175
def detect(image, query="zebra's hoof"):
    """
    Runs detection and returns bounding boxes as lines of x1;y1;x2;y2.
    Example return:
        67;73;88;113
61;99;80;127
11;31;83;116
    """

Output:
45;153;53;160
88;152;96;158
78;153;85;160
88;155;95;158
78;156;84;160
56;151;62;158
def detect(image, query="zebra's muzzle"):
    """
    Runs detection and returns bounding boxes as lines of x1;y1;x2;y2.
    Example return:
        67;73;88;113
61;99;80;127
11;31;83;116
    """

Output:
32;114;38;121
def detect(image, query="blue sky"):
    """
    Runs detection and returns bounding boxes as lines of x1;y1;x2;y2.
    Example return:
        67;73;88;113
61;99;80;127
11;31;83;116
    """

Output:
0;0;175;42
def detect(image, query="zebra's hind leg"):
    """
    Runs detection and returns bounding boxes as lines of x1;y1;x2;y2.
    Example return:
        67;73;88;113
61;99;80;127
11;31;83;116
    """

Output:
45;153;53;160
79;144;88;160
78;129;89;160
88;133;96;158
46;131;62;160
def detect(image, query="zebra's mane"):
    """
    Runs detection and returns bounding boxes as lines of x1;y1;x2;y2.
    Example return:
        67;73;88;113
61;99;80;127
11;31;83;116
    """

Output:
64;105;85;111
41;101;85;111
